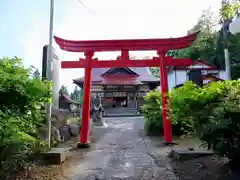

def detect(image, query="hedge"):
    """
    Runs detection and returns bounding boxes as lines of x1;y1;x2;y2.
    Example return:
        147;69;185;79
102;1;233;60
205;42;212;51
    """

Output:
142;81;240;163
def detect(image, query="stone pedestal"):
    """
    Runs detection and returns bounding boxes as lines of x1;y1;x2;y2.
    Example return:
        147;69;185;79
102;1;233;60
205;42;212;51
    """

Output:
92;105;105;126
93;120;104;126
168;148;214;161
40;148;72;165
77;142;91;149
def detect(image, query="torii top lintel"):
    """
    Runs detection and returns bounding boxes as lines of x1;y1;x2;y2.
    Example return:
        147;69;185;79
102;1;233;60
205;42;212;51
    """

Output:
54;31;199;53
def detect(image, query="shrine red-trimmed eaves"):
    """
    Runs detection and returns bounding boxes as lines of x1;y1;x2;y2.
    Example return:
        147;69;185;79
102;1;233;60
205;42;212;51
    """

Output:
54;31;200;147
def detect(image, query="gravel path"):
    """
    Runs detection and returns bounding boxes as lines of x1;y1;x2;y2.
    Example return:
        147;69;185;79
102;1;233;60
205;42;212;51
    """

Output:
67;116;177;180
12;117;238;180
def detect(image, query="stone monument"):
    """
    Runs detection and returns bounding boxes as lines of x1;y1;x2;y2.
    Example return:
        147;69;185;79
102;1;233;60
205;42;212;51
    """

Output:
92;95;105;126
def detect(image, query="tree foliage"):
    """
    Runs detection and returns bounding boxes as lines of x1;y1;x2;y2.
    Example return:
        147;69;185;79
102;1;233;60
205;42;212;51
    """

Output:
149;67;159;78
176;8;220;67
148;2;240;80
144;1;240;165
141;91;162;135
170;81;240;162
142;90;182;136
149;9;220;77
32;69;40;79
142;80;240;162
0;57;52;178
220;0;240;21
59;85;69;95
70;86;82;101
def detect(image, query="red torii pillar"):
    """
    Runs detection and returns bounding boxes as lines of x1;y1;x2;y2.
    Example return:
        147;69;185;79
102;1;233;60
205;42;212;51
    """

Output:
79;51;93;147
54;31;199;147
158;50;172;143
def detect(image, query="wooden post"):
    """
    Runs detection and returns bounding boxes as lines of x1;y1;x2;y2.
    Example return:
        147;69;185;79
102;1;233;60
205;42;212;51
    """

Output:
158;50;173;144
78;51;93;148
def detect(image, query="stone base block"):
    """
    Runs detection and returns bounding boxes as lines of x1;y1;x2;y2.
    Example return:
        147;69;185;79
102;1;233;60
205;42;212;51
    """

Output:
93;121;108;127
77;142;91;149
40;148;72;165
168;147;214;161
93;121;104;126
162;141;178;146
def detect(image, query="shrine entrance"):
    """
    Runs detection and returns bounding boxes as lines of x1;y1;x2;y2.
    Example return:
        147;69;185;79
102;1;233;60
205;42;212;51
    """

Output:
54;31;199;146
73;67;160;116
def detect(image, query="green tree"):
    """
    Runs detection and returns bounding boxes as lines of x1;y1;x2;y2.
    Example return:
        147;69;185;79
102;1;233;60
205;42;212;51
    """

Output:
172;5;240;80
59;85;69;95
149;51;180;78
33;68;40;79
149;67;159;77
149;9;219;78
218;0;240;79
177;8;219;67
220;0;240;21
0;57;51;178
70;86;81;101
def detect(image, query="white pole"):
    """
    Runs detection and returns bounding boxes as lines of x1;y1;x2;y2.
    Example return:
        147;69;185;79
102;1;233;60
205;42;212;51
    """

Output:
224;48;231;80
223;20;231;80
52;49;60;109
47;0;54;149
227;10;240;80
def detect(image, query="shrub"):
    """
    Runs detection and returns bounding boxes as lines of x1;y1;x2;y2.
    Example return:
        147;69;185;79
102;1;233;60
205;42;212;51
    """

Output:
169;81;228;135
0;57;52;178
141;90;183;135
0;114;35;177
141;90;162;135
141;78;240;163
170;80;240;164
198;81;240;163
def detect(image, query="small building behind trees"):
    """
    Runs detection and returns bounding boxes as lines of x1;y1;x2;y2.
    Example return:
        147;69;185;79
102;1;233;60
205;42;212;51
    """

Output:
59;93;80;113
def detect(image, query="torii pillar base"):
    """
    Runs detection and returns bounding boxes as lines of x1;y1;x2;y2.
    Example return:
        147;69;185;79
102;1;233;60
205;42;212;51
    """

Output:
77;142;90;149
162;141;178;146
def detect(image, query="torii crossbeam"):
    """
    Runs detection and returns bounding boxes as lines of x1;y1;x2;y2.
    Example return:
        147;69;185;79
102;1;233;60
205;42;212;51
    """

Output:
54;31;199;147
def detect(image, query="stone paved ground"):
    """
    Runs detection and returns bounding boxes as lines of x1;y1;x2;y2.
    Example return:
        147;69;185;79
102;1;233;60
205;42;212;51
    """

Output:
66;117;177;180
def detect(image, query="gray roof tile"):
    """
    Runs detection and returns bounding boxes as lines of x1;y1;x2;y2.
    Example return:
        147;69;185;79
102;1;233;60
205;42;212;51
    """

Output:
73;67;159;84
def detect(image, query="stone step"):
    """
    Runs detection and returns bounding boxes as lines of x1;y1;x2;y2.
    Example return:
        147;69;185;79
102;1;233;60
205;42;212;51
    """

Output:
40;148;72;165
103;107;139;117
168;148;214;161
104;108;137;112
105;110;138;114
104;112;138;115
103;113;142;117
103;111;141;117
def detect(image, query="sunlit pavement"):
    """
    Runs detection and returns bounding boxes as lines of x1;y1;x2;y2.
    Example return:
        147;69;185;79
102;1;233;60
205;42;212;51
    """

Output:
67;116;177;180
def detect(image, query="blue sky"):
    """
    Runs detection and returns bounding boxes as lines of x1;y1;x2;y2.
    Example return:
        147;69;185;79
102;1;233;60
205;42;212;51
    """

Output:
0;0;65;66
0;0;221;92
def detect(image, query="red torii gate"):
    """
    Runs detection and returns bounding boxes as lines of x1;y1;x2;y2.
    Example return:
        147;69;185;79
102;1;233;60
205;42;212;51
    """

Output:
54;31;199;147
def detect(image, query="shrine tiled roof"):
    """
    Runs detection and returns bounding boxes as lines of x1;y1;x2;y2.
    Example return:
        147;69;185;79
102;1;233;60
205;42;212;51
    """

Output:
73;67;159;85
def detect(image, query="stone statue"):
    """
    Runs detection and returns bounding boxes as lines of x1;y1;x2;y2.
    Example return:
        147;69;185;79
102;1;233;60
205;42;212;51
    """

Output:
92;95;105;126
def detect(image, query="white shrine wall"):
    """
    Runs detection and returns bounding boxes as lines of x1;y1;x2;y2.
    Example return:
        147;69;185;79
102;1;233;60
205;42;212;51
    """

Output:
168;69;227;91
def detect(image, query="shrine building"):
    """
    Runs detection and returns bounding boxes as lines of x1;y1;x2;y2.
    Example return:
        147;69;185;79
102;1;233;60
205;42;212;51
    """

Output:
168;60;226;89
73;67;159;116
